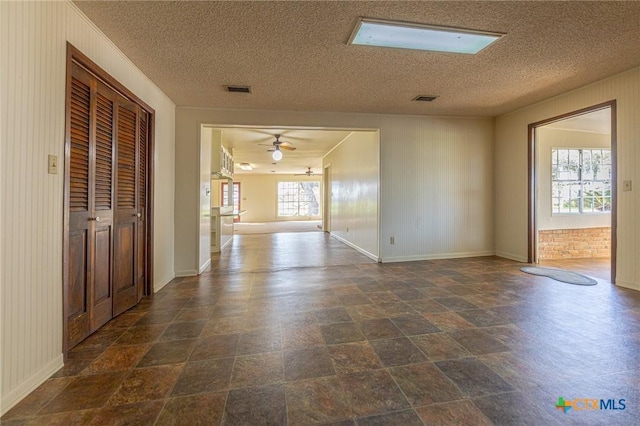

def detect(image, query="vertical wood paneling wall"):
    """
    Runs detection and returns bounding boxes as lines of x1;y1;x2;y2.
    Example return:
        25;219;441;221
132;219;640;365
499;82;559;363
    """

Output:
1;1;66;407
0;1;176;413
323;131;380;260
495;67;640;290
378;116;494;261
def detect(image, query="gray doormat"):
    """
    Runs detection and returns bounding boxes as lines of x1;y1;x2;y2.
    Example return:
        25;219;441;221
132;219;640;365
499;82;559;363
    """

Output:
520;266;598;286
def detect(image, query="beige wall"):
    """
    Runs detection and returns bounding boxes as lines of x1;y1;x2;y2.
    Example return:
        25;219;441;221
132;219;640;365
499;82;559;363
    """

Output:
198;128;212;273
324;131;380;260
380;116;494;261
175;107;495;272
0;1;176;413
231;174;322;223
537;128;611;230
495;67;640;290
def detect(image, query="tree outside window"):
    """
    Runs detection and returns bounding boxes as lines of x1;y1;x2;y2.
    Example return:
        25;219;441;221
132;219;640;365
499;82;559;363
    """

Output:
277;181;320;217
551;148;611;214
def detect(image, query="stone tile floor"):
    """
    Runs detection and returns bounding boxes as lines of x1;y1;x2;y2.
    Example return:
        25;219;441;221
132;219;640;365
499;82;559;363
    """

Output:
2;234;639;425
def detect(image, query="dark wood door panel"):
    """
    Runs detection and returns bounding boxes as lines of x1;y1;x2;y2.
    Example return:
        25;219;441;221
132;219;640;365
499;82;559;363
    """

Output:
67;227;90;349
67;314;90;349
93;226;112;302
91;225;113;332
137;218;145;302
114;223;134;291
113;221;137;316
68;230;88;320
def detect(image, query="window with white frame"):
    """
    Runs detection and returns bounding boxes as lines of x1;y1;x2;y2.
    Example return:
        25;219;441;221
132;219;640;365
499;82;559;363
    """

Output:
277;181;320;217
551;148;611;214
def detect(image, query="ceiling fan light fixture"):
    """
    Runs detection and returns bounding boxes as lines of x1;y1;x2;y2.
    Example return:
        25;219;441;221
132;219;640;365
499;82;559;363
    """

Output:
349;18;503;54
272;149;283;161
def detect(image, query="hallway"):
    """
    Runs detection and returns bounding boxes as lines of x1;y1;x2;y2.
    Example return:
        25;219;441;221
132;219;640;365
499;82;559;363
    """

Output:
2;234;640;425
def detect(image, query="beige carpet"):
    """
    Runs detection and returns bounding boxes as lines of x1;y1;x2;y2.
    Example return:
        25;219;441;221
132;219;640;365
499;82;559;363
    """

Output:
234;220;322;235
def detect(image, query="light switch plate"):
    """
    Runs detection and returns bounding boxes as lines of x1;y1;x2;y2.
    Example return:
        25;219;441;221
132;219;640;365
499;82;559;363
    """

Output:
623;180;632;191
48;155;58;174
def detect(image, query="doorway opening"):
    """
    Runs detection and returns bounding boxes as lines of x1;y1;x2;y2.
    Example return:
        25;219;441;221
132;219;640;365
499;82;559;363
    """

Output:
323;164;332;233
528;101;616;282
197;124;380;271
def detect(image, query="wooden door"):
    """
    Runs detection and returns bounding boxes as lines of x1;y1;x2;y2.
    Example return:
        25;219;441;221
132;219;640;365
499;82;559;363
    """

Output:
64;45;153;353
113;99;140;316
137;110;148;302
65;64;116;348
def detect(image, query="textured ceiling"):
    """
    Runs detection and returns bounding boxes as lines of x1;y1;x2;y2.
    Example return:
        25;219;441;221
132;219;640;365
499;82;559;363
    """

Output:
74;1;640;117
73;1;638;173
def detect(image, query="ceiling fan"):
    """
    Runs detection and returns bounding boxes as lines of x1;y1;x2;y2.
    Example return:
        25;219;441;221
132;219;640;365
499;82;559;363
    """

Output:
295;167;322;176
259;134;296;161
259;134;297;152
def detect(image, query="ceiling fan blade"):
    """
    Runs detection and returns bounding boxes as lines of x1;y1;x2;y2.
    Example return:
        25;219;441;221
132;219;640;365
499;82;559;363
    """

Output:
280;145;296;151
277;133;308;141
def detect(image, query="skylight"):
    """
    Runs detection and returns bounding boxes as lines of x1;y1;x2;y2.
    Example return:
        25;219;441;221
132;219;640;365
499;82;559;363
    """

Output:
349;18;502;54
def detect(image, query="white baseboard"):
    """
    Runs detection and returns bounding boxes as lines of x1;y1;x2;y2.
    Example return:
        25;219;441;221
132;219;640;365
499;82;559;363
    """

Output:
495;251;528;263
154;272;175;293
198;258;211;275
175;269;198;277
382;250;495;263
0;354;64;416
330;234;380;262
615;279;639;291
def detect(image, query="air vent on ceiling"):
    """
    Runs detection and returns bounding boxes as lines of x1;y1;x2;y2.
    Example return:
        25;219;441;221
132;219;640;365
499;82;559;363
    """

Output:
413;95;438;102
226;85;252;93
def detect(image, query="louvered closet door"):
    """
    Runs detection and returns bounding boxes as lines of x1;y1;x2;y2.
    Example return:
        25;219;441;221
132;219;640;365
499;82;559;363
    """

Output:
66;64;117;347
113;99;140;316
137;110;148;302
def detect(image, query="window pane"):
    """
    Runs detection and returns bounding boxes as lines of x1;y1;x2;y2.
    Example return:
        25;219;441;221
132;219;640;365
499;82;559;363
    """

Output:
551;148;611;215
556;182;581;213
278;181;320;217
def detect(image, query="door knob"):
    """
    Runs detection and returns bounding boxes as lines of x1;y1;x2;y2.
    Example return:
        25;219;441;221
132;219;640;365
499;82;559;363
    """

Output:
89;216;100;222
136;212;141;218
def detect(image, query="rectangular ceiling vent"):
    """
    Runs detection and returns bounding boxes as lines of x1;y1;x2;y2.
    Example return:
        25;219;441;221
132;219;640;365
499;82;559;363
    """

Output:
226;85;252;93
413;95;438;102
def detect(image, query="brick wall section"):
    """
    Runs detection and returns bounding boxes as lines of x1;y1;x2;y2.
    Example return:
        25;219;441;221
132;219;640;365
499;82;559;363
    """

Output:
538;227;611;260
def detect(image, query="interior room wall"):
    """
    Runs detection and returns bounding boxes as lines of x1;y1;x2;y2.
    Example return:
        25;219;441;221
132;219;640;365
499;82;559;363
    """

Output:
230;174;322;223
175;107;495;272
0;1;176;413
198;128;212;273
380;116;494;262
495;66;640;290
323;131;380;260
537;127;611;230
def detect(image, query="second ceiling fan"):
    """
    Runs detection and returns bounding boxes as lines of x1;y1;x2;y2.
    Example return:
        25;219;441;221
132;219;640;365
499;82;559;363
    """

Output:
295;167;322;176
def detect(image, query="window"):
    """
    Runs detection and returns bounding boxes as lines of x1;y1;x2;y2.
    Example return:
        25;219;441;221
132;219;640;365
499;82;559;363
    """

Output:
221;182;241;222
551;148;611;214
277;181;320;217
